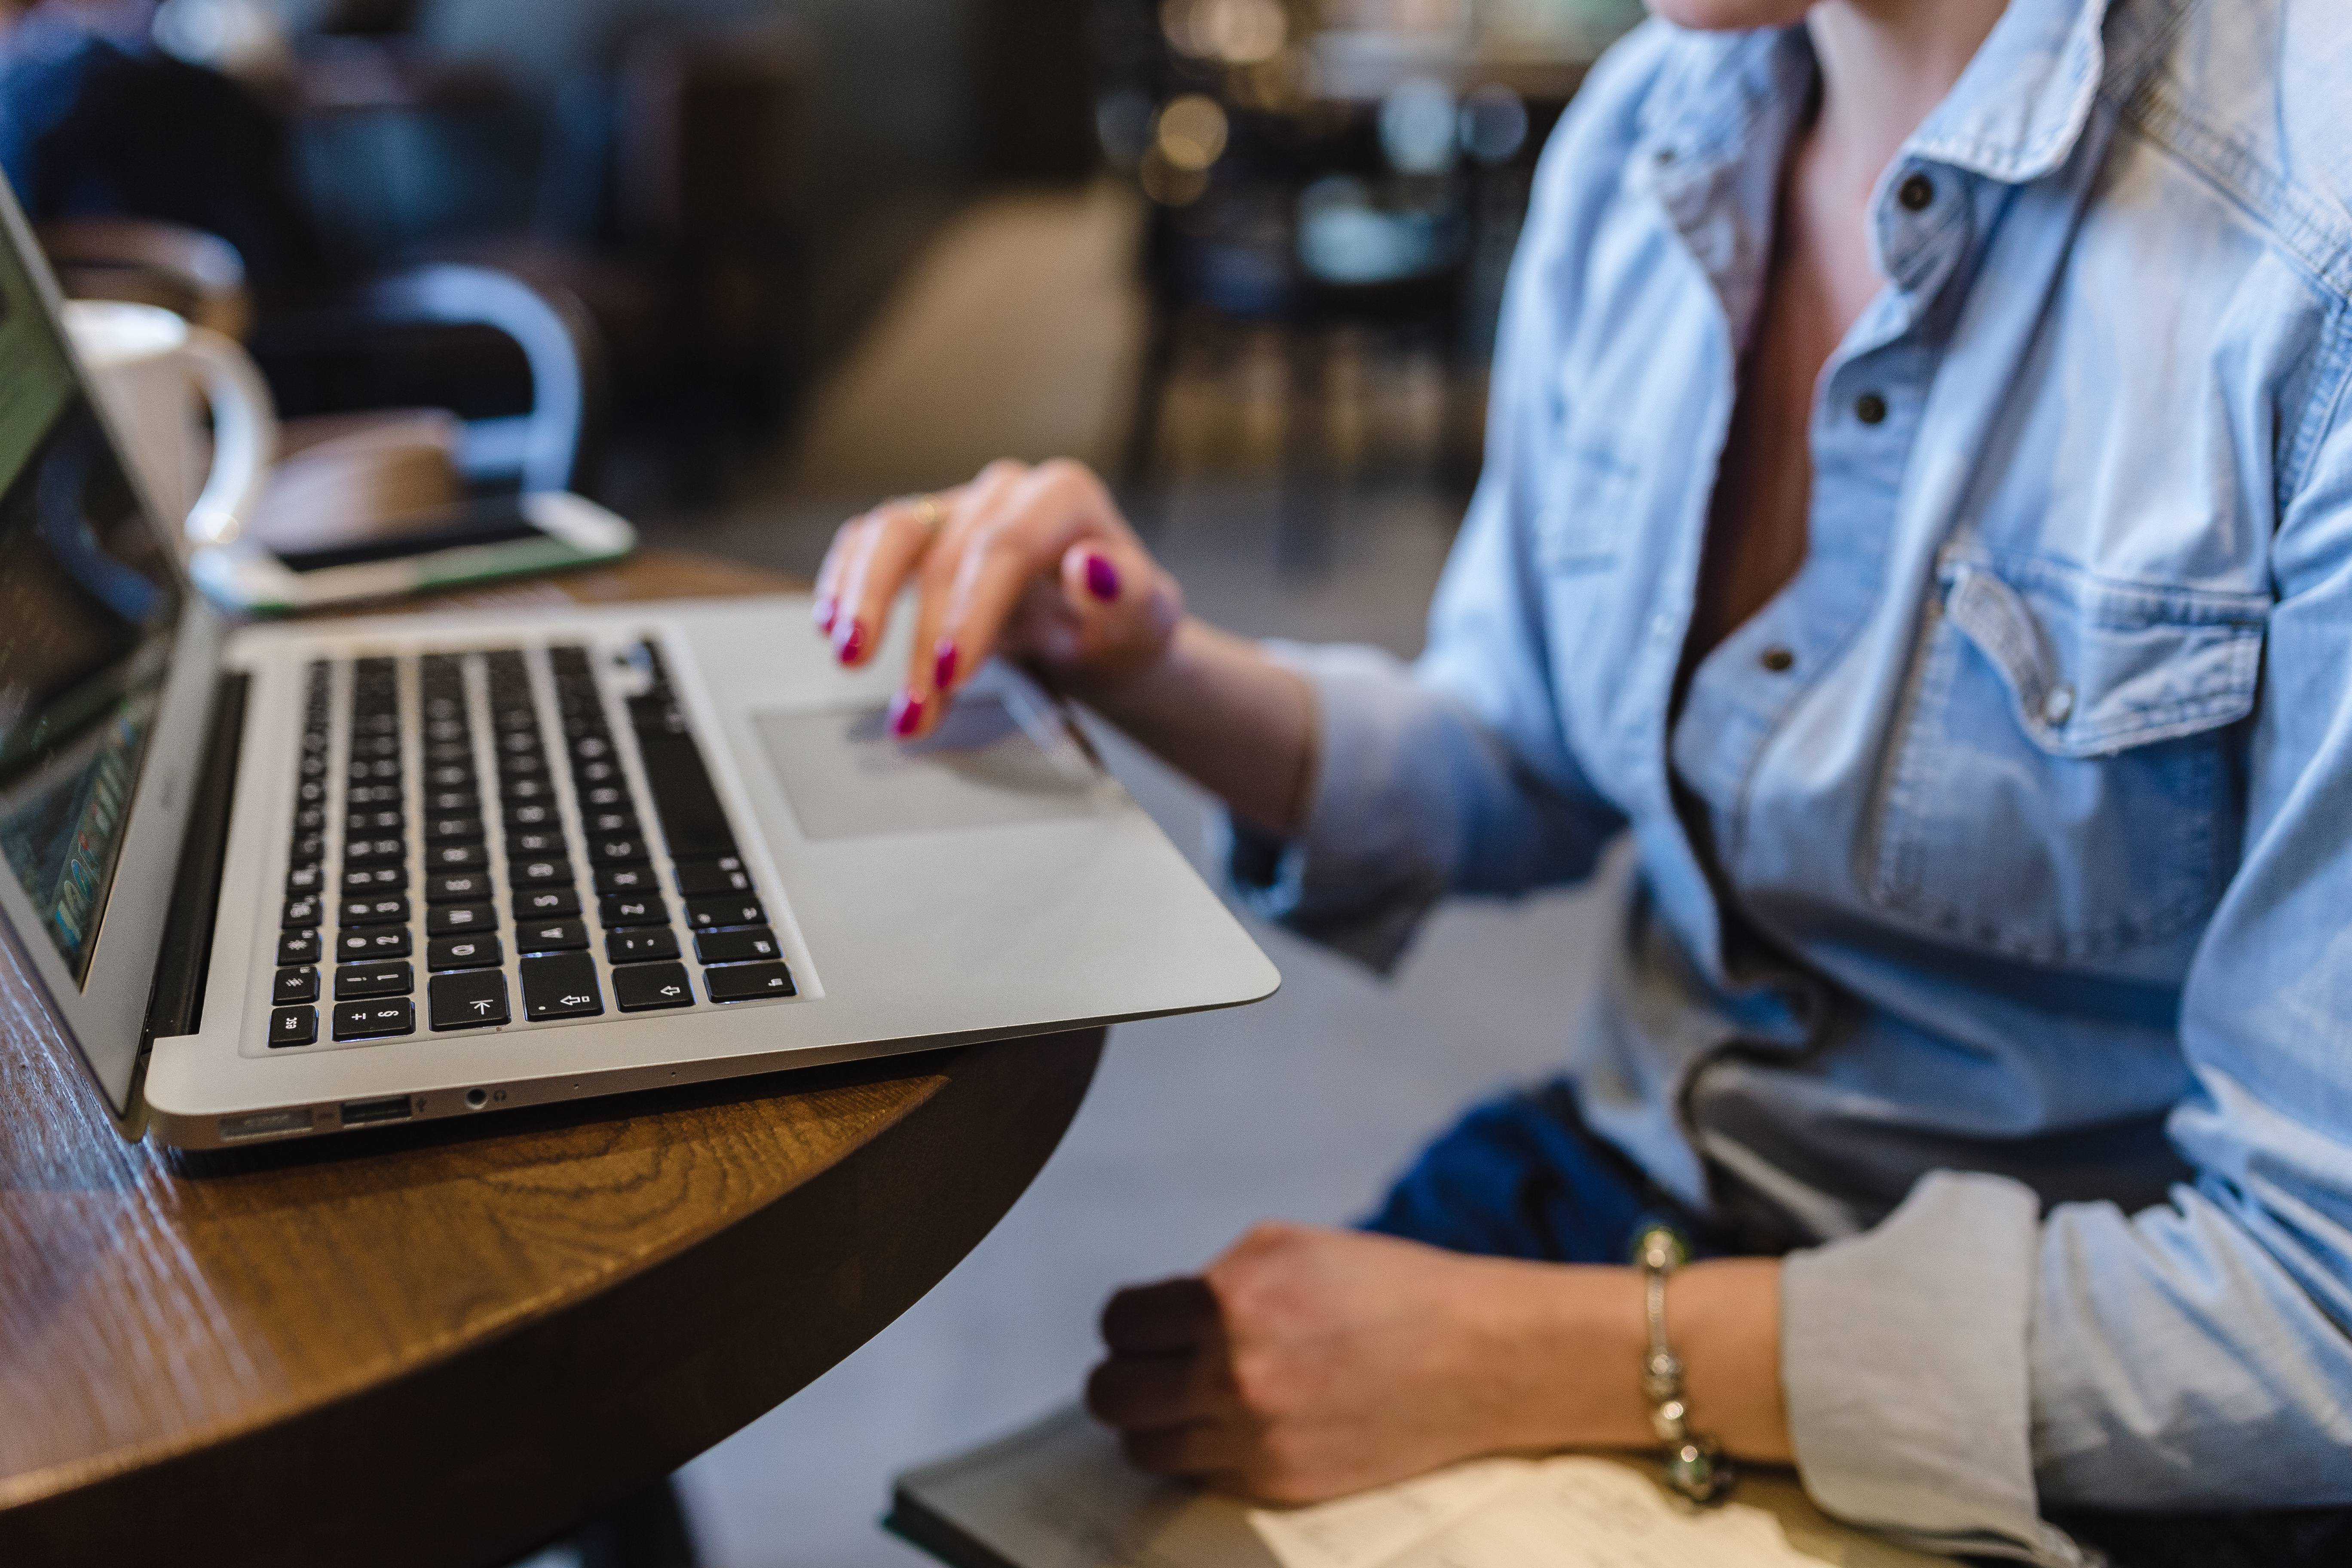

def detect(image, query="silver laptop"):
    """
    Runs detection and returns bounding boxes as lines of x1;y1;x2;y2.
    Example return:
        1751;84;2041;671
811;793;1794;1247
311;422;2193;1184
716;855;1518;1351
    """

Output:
0;186;1278;1150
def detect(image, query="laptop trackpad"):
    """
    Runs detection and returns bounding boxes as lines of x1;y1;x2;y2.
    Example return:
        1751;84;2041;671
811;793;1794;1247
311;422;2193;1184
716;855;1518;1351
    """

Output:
753;690;1106;841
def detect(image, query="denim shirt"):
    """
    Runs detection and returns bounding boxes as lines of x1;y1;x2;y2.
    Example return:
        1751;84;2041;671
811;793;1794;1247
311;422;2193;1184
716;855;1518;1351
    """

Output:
1228;1;2352;1560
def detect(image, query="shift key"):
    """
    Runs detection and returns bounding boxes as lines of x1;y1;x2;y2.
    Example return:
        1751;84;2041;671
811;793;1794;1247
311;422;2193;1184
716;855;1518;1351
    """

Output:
429;970;511;1031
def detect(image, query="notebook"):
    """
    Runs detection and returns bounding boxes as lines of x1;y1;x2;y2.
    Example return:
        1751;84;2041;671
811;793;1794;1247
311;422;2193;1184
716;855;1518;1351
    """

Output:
887;1406;1960;1568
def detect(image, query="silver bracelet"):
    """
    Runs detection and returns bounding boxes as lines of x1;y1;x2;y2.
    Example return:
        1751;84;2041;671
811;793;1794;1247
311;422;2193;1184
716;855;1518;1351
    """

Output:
1633;1222;1735;1505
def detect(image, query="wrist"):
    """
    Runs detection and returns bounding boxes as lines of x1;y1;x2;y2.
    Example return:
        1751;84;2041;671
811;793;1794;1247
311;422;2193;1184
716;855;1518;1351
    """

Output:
1461;1260;1654;1454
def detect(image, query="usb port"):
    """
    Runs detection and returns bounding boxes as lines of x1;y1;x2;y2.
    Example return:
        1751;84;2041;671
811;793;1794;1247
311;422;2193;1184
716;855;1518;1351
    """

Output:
340;1094;414;1127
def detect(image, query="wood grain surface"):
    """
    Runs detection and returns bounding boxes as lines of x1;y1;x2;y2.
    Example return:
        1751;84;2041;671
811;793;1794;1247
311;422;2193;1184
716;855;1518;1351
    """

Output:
0;552;1105;1568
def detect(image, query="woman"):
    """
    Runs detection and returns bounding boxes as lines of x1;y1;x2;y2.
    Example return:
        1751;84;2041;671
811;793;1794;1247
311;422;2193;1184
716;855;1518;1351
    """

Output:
818;0;2352;1561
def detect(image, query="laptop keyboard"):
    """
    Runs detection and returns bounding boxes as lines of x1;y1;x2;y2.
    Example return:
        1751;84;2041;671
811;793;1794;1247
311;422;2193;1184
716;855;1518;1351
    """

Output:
266;641;795;1052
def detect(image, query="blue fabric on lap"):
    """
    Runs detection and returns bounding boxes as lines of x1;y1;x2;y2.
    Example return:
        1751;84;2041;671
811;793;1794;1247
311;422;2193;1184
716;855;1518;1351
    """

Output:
1361;1081;1735;1265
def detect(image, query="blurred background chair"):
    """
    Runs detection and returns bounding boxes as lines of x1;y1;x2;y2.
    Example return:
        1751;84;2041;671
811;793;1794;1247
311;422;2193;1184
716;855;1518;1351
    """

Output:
42;210;604;551
1100;0;1616;565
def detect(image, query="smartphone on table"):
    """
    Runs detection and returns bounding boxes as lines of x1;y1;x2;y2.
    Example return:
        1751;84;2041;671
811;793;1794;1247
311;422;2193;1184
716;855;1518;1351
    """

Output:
189;492;636;614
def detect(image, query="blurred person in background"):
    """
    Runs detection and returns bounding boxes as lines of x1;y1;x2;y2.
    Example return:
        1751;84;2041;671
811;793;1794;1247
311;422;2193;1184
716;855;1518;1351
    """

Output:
0;0;320;288
840;0;2352;1562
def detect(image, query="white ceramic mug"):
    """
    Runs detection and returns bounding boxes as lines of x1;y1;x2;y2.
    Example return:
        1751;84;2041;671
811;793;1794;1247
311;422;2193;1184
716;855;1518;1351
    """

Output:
61;298;278;548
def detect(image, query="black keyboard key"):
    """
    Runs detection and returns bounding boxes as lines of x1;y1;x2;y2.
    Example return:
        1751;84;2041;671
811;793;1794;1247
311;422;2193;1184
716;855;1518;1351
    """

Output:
578;784;626;810
587;836;644;865
594;863;658;895
506;830;567;858
424;741;474;767
428;842;487;872
510;856;573;888
504;802;557;830
517;918;589;953
273;966;320;1005
332;998;416;1041
345;836;405;865
571;733;613;761
426;871;492;903
283;896;322;929
425;815;484;843
573;759;619;786
614;961;695;1012
607;927;680;965
695;926;781;965
337;928;412;962
294;805;327;833
498;752;547;779
340;895;410;927
686;895;766;930
334;962;413;999
346;808;404;834
629;692;736;856
427;902;497;937
349;783;402;808
426;789;479;815
599;893;668;928
291;831;326;863
428;934;504;971
340;865;407;895
704;961;796;1002
584;810;638;836
429;969;511;1031
267;1006;318;1048
277;929;322;965
520;952;603;1020
514;885;582;919
424;763;475;790
503;776;551;802
674;859;754;897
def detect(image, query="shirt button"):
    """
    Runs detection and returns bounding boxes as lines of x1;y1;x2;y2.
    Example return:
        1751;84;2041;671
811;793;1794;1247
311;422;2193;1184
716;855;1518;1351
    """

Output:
1854;392;1889;425
1759;646;1795;674
1898;172;1936;211
2041;683;2075;724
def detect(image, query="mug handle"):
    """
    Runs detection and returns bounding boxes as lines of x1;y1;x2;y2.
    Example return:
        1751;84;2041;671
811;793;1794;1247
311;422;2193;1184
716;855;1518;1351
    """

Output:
175;327;279;548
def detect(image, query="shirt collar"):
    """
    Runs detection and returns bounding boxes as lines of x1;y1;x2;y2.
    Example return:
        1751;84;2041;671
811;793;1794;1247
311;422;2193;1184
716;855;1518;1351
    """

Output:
1637;0;2116;189
1908;0;2116;184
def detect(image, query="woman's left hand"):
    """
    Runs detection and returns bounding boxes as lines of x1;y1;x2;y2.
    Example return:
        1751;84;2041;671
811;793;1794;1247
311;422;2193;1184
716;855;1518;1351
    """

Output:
1082;1222;1652;1504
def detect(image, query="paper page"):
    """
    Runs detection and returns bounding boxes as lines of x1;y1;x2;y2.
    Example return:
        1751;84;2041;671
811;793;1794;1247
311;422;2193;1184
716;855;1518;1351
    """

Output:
1251;1456;1956;1568
1239;1458;1532;1568
895;1407;1955;1568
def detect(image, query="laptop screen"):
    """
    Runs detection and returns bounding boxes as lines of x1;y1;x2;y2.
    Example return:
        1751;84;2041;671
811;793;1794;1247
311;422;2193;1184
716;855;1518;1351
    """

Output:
0;227;184;985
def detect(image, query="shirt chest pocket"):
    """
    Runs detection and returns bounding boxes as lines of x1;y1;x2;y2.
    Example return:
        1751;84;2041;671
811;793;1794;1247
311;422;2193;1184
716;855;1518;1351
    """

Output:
1866;552;2266;965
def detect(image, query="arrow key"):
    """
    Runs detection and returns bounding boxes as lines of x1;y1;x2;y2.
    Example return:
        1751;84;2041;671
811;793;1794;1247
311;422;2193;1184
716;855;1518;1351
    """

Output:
429;969;511;1032
613;960;695;1012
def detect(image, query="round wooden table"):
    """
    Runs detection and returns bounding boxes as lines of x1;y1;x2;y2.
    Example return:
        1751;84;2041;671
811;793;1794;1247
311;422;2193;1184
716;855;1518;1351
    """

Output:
0;553;1105;1568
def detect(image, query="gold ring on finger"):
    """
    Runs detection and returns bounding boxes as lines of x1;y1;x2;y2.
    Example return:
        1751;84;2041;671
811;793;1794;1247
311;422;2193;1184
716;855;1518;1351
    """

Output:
897;492;949;537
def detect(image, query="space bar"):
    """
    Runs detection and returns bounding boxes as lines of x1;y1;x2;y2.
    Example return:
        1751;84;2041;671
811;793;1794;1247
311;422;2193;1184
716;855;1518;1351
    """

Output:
629;698;735;857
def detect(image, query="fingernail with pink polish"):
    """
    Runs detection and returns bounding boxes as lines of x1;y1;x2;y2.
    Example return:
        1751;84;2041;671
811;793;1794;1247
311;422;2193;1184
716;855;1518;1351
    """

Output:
1084;553;1120;602
933;641;959;691
836;619;867;664
890;689;925;738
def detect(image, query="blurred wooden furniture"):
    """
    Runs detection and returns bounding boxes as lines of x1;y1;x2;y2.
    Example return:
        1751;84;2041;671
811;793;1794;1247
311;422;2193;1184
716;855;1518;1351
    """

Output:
0;552;1106;1568
35;216;254;339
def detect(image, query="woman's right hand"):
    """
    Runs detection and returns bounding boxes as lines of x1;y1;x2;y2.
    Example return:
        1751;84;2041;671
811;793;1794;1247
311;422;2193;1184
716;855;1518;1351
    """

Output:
813;459;1185;738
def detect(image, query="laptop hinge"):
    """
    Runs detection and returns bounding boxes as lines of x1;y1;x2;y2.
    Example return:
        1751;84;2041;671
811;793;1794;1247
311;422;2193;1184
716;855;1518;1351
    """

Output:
141;671;249;1046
